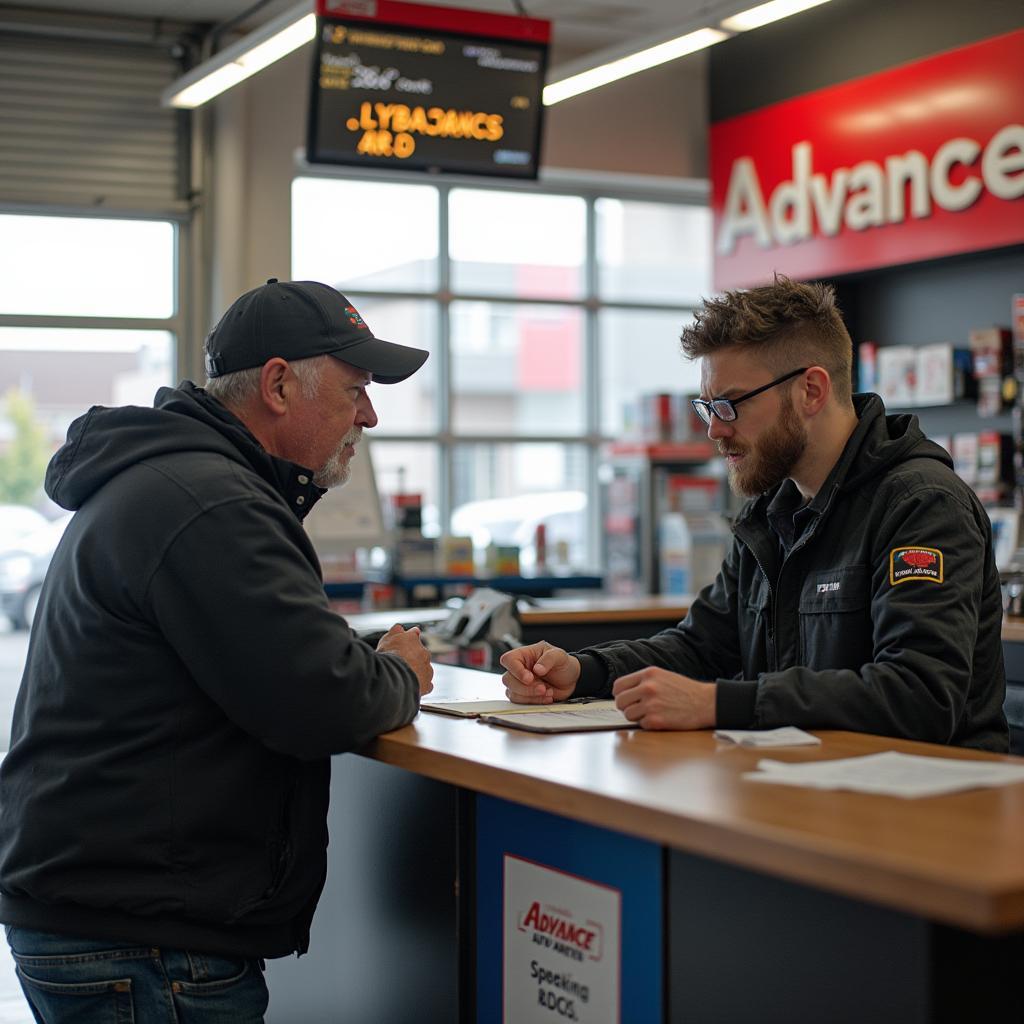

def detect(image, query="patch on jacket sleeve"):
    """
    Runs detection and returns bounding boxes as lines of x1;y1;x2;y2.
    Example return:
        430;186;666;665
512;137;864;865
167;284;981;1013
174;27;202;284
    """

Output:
889;546;943;585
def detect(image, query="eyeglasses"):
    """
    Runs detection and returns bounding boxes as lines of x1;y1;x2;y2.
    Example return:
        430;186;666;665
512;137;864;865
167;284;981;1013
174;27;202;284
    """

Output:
690;367;808;426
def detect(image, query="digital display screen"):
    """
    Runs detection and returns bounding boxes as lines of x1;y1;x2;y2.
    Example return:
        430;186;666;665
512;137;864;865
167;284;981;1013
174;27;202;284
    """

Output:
307;16;548;178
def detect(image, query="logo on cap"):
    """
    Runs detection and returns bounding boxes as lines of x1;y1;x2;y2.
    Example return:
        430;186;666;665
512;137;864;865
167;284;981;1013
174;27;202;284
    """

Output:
345;305;369;330
889;546;944;585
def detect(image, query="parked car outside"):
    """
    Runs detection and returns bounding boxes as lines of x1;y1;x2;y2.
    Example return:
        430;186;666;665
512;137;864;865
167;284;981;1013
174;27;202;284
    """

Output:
0;504;48;549
449;490;588;572
0;511;73;631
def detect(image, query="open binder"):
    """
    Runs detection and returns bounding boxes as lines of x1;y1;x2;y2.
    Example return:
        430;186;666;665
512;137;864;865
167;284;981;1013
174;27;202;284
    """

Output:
420;695;635;733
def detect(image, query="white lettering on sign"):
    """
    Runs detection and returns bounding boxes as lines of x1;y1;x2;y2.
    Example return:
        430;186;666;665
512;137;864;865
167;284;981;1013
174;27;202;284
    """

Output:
717;123;1024;254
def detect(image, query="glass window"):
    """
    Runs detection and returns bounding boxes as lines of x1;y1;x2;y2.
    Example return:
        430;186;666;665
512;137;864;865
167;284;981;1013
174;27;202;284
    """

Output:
370;441;440;537
449;189;586;300
343;297;438;435
290;174;712;580
0;215;175;318
450;442;590;571
0;327;174;448
291;177;439;291
450;301;584;436
596;199;711;305
598;310;701;436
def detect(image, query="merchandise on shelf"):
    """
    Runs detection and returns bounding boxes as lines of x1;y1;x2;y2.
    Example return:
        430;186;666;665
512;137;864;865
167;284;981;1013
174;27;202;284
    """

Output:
440;535;474;576
914;344;974;406
969;326;1013;416
858;341;877;393
877;345;916;407
627;392;706;444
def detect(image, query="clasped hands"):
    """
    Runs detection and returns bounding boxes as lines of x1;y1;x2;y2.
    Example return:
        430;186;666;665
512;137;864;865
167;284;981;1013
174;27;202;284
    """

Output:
498;641;715;731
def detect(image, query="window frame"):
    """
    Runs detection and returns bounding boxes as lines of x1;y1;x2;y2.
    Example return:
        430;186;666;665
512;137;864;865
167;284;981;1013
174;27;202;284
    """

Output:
292;163;710;570
0;202;187;379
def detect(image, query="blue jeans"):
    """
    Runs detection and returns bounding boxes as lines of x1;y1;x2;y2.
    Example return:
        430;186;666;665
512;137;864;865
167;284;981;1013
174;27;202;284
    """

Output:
5;927;269;1023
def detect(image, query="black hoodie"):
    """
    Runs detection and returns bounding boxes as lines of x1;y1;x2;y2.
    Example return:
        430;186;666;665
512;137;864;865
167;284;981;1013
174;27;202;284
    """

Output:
574;394;1008;751
0;382;420;957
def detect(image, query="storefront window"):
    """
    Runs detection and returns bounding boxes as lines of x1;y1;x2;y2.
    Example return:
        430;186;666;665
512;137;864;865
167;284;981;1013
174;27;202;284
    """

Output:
292;175;710;572
0;214;179;779
596;198;711;305
450;301;584;436
0;214;175;318
449;189;586;300
451;442;589;572
291;177;439;292
599;310;701;436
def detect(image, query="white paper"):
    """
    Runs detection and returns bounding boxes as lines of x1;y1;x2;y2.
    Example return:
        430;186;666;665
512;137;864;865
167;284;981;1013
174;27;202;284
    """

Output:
422;696;618;719
743;751;1024;798
714;727;821;747
481;706;635;733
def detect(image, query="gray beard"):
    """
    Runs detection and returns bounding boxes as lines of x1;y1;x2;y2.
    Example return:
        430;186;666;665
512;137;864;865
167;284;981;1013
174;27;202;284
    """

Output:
314;429;361;489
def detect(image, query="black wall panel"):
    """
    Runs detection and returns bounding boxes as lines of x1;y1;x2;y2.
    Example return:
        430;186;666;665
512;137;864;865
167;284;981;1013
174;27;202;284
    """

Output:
710;0;1024;122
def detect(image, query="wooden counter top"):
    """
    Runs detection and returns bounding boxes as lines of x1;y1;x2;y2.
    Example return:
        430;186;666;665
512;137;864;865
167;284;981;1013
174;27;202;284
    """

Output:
365;664;1024;935
1003;617;1024;643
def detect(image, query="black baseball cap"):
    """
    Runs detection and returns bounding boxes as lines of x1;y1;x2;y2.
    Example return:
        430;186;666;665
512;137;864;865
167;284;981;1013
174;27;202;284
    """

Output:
204;278;429;384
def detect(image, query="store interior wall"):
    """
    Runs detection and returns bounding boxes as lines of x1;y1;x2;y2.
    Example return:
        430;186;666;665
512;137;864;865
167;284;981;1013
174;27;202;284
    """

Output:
709;0;1023;121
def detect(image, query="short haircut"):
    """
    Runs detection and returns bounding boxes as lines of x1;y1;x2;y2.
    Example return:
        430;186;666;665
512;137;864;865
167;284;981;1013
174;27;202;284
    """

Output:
680;275;853;404
204;354;326;408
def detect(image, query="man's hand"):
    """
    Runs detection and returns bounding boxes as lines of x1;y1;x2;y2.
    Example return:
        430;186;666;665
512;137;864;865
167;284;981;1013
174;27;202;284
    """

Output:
499;642;581;704
377;624;434;696
611;667;715;730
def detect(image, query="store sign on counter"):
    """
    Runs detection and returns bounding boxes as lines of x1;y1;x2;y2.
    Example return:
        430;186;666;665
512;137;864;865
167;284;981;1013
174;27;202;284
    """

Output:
711;28;1024;288
504;854;620;1023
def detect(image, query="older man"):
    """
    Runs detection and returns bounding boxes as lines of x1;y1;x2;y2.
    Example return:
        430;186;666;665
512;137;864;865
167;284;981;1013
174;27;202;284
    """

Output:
502;276;1008;752
1;279;432;1022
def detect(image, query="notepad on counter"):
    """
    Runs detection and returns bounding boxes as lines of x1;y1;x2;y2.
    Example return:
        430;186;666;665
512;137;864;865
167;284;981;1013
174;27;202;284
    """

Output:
479;702;636;733
714;727;821;748
744;751;1024;798
421;695;535;718
421;695;612;719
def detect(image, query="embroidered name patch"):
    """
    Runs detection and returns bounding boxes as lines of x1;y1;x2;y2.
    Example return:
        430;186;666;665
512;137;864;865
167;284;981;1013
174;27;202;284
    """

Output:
889;546;943;585
816;580;841;594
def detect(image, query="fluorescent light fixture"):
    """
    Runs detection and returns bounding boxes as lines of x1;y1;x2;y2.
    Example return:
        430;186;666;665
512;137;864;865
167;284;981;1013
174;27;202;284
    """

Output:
543;27;728;106
163;3;315;109
721;0;833;32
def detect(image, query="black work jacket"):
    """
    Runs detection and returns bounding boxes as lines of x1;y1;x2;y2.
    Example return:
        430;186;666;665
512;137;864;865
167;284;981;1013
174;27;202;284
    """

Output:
576;394;1008;751
0;383;420;957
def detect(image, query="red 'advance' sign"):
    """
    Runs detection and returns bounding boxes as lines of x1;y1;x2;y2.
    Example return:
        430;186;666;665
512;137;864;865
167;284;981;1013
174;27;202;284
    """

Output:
710;29;1024;290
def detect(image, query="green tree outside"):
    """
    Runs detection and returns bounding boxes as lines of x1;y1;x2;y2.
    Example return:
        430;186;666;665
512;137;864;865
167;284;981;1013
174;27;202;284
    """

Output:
0;390;49;506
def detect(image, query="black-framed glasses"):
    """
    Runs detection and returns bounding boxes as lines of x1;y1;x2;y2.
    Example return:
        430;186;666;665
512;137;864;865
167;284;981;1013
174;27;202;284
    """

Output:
690;367;808;426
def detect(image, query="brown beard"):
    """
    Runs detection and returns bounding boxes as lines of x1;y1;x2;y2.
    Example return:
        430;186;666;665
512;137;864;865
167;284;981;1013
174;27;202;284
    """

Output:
723;394;807;497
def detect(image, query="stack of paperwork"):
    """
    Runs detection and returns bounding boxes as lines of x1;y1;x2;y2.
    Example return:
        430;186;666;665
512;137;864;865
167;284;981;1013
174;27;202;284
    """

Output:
744;751;1024;798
